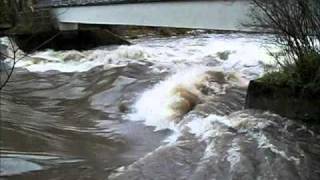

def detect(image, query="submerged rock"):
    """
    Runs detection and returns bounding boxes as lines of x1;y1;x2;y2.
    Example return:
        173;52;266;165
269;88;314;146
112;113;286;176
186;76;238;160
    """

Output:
118;101;130;113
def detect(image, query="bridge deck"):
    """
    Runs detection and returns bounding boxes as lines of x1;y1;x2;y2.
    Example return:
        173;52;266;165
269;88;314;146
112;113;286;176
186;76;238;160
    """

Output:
51;0;252;31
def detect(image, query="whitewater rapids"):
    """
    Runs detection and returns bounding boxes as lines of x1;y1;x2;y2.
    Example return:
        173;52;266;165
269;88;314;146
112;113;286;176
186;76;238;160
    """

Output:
1;33;319;180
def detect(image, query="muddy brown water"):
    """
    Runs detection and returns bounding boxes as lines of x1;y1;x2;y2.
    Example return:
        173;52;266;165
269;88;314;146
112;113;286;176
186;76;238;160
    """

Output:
1;34;320;180
0;64;169;179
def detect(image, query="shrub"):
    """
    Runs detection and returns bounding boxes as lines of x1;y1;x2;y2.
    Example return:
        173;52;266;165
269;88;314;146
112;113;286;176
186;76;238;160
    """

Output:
250;0;320;91
260;52;320;95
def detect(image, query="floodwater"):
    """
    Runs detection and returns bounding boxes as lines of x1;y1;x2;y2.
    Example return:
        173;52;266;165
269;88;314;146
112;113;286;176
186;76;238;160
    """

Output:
1;33;320;180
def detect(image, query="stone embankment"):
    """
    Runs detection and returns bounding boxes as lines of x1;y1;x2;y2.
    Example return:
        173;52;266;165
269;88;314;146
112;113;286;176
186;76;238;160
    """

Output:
245;80;320;123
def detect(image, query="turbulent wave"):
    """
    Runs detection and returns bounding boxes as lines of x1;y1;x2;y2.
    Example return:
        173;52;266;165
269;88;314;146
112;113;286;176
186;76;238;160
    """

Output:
2;34;320;180
106;34;319;180
9;34;275;74
127;66;248;131
110;110;320;180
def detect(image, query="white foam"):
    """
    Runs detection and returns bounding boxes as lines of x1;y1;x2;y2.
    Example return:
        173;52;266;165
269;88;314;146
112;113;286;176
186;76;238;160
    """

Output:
127;67;256;135
19;45;156;72
15;50;95;72
254;132;300;164
0;37;9;47
13;34;277;75
128;66;210;131
186;113;300;164
186;114;229;140
227;140;241;171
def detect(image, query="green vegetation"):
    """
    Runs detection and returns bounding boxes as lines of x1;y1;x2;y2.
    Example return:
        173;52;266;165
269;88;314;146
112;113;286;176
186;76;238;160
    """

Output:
0;1;14;28
260;52;320;94
251;0;320;95
0;0;53;34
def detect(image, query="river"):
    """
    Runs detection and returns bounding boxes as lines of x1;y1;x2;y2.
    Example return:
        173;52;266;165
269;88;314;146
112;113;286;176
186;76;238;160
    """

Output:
1;33;320;180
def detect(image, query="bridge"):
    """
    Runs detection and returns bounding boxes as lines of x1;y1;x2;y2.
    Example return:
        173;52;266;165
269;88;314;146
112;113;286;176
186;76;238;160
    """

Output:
37;0;252;31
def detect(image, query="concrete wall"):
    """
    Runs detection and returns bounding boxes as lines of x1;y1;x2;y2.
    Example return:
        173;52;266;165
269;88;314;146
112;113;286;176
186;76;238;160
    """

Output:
245;80;320;123
53;1;252;31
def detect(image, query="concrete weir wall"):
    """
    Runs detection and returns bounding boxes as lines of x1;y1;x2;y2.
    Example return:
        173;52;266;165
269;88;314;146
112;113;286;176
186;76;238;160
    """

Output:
13;29;130;52
53;0;252;31
245;81;320;123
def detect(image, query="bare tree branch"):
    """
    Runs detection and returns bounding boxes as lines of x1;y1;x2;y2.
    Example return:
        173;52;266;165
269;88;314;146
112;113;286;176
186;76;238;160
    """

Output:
0;31;61;90
248;0;320;86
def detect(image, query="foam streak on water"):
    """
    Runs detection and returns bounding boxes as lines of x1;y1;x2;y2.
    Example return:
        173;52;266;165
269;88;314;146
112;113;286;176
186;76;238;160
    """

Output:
9;34;275;75
104;34;319;179
2;33;319;180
